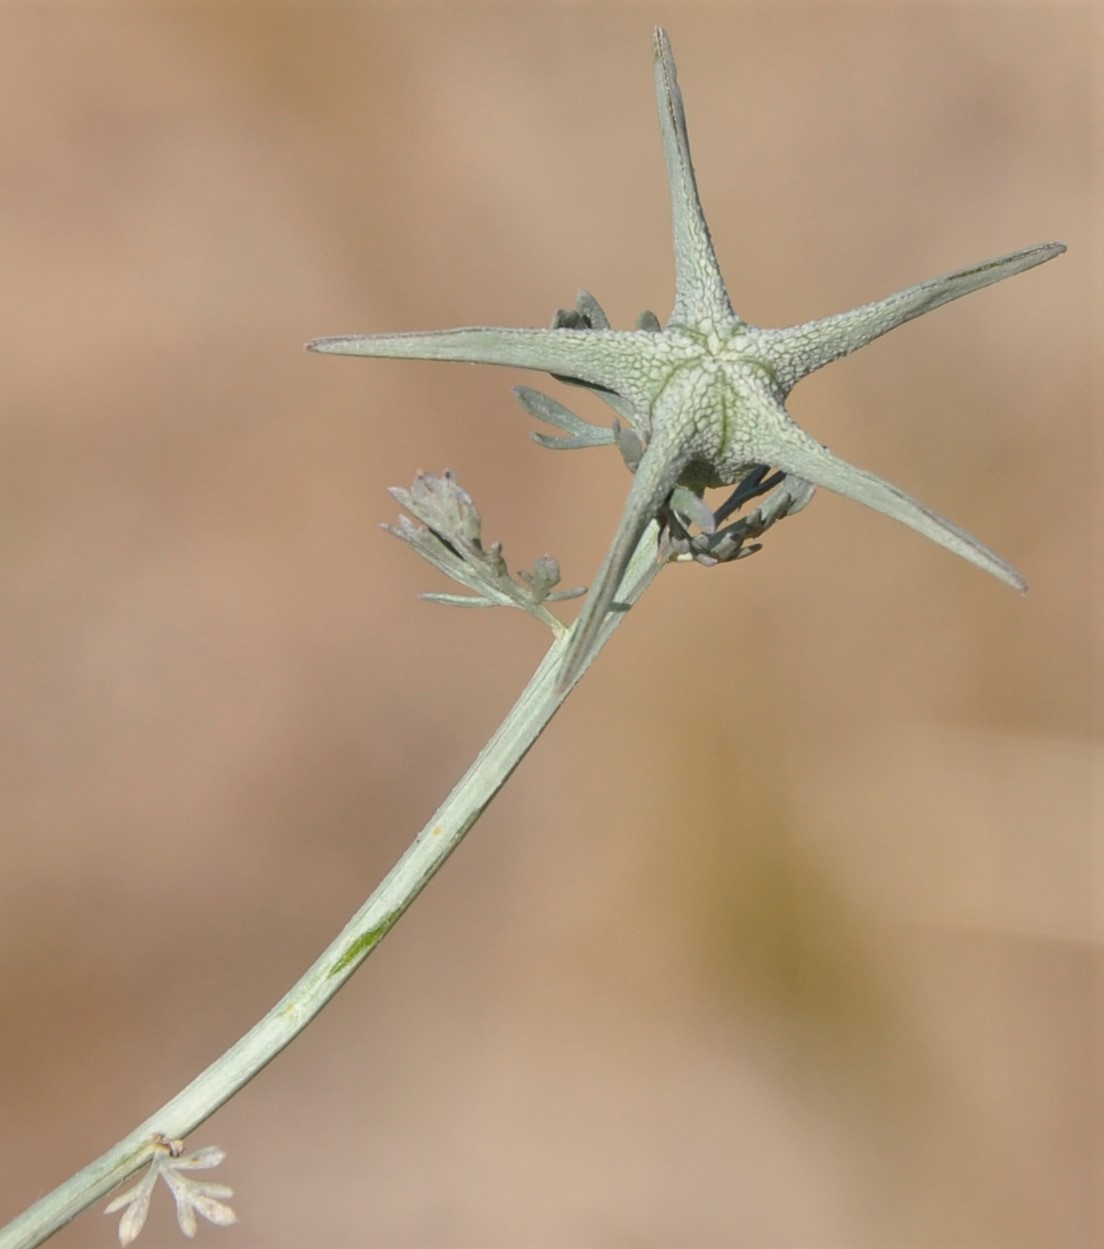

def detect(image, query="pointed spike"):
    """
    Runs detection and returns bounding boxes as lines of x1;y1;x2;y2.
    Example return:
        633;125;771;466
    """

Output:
765;242;1066;389
766;430;1027;590
307;326;634;394
652;28;734;327
556;423;691;692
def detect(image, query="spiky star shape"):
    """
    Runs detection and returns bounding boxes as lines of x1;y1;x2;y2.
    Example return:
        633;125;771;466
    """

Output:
309;27;1063;690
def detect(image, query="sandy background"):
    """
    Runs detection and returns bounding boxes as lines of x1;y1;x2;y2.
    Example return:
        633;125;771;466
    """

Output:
0;4;1096;1248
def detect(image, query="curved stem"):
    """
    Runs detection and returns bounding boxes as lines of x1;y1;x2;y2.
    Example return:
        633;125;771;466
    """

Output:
0;526;665;1249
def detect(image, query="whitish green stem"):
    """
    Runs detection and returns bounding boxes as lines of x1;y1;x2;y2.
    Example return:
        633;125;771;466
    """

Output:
0;525;665;1249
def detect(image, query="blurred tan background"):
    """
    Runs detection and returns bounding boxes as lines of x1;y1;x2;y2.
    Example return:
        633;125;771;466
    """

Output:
0;5;1096;1248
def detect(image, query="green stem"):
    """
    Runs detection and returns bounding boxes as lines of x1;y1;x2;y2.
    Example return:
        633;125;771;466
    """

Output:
0;527;664;1249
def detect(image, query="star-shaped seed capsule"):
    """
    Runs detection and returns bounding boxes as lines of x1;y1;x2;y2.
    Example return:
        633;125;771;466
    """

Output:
309;27;1064;691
